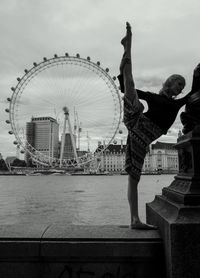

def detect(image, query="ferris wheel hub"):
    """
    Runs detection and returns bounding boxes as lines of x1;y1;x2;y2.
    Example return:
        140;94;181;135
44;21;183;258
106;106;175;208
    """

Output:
7;53;122;168
63;106;69;115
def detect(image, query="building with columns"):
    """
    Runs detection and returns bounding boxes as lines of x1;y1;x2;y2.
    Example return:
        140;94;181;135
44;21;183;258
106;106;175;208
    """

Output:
97;141;178;174
96;143;126;173
143;141;178;173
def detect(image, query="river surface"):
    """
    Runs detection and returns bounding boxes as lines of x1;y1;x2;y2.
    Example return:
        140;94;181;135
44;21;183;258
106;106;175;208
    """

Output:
0;174;174;226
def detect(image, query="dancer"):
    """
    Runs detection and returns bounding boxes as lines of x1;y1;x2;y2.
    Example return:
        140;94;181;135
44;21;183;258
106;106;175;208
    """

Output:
119;22;197;229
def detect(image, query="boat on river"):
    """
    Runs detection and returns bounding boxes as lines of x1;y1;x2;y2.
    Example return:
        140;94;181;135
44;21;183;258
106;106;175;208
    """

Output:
26;169;71;176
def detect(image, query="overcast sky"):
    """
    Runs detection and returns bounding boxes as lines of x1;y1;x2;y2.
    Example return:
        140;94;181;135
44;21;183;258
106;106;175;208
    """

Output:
1;0;200;158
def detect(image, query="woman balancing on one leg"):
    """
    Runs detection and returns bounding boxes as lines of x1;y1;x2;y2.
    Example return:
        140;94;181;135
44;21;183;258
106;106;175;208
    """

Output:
118;22;199;229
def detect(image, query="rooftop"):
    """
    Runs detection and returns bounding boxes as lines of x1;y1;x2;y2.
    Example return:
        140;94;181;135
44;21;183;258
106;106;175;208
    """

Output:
152;141;176;150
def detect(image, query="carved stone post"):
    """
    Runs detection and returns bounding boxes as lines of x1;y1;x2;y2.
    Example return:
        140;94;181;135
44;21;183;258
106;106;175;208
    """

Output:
146;91;200;278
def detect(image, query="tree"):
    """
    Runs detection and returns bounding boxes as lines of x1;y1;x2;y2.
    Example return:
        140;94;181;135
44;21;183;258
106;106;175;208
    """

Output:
12;159;27;167
0;159;8;171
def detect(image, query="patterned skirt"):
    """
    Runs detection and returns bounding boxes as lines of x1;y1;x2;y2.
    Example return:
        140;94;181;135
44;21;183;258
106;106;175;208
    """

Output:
124;96;163;181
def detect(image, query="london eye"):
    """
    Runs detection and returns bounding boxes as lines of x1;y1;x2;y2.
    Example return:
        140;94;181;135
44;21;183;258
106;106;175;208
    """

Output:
5;53;123;168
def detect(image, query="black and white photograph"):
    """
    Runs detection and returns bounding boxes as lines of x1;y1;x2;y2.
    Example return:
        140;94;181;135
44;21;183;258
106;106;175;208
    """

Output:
0;0;200;277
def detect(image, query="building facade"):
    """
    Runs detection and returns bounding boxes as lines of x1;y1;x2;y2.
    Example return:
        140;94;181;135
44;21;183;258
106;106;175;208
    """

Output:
97;141;178;174
97;143;126;173
26;117;59;164
144;141;178;173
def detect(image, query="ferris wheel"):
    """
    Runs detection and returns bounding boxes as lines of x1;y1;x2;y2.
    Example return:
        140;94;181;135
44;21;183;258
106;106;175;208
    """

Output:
5;53;123;168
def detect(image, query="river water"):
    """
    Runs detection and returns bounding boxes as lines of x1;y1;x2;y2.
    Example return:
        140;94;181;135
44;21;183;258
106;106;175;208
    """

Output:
0;174;174;226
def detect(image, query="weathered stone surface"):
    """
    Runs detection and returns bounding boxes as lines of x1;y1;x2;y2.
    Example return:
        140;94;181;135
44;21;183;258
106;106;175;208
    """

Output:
147;195;200;278
40;261;163;278
43;224;161;240
181;91;200;134
0;223;50;240
0;224;165;278
146;128;200;277
0;263;42;278
176;125;200;177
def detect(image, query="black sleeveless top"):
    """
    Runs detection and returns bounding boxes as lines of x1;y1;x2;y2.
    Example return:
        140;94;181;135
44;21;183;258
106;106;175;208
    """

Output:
136;89;189;134
117;74;191;134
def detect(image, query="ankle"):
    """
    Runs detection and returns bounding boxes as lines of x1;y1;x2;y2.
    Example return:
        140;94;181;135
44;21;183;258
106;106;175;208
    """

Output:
132;217;140;224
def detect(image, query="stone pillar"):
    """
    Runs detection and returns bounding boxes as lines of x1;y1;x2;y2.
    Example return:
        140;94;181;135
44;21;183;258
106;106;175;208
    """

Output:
146;125;200;278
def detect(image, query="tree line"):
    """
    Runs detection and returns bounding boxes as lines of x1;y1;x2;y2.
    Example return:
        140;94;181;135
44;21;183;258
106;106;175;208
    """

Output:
0;158;27;171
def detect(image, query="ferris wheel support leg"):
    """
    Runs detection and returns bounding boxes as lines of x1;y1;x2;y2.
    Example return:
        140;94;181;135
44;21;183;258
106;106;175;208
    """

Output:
67;116;79;166
59;114;67;168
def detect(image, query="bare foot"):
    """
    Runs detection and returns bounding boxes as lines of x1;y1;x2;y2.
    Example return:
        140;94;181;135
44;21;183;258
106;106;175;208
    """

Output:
121;22;132;52
130;222;157;230
119;22;132;74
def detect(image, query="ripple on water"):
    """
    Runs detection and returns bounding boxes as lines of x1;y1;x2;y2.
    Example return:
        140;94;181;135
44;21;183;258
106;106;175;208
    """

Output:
0;175;174;225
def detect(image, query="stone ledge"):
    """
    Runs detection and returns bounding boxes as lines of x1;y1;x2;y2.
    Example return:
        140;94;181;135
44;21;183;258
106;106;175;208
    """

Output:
0;224;163;259
0;224;165;278
0;224;161;241
41;241;163;259
42;224;162;241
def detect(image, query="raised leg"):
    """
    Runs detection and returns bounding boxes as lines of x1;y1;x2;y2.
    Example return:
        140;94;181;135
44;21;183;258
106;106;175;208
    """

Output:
120;22;139;105
120;22;132;76
121;23;157;229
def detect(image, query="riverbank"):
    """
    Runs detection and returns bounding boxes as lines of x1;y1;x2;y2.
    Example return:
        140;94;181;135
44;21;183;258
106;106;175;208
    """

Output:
0;223;164;278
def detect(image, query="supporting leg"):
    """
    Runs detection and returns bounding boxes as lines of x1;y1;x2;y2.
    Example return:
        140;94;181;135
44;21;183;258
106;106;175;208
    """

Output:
121;23;157;229
128;175;157;229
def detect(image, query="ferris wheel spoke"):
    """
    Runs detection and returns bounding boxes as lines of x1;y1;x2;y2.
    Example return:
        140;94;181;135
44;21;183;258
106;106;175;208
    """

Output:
8;55;122;167
72;67;99;105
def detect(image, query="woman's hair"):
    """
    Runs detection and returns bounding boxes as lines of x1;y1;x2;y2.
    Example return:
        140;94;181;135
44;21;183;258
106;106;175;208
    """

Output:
159;74;186;96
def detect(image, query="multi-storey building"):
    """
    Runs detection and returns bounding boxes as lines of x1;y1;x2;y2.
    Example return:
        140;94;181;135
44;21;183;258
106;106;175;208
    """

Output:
145;141;178;173
97;142;126;173
97;141;178;174
26;117;59;164
149;142;178;173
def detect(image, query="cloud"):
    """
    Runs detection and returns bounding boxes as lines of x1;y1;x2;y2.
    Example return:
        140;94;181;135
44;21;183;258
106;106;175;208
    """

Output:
0;0;200;157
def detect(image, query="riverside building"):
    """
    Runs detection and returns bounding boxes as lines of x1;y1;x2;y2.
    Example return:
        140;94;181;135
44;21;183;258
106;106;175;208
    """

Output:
97;142;126;173
25;117;59;164
144;141;178;173
97;141;178;174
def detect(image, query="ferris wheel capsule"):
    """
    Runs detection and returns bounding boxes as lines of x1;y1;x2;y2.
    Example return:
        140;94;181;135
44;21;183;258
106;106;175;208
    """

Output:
119;130;123;134
7;97;11;102
5;120;10;124
63;106;69;114
11;87;15;91
8;52;122;168
8;131;13;135
24;69;28;73
17;77;21;82
5;108;10;113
